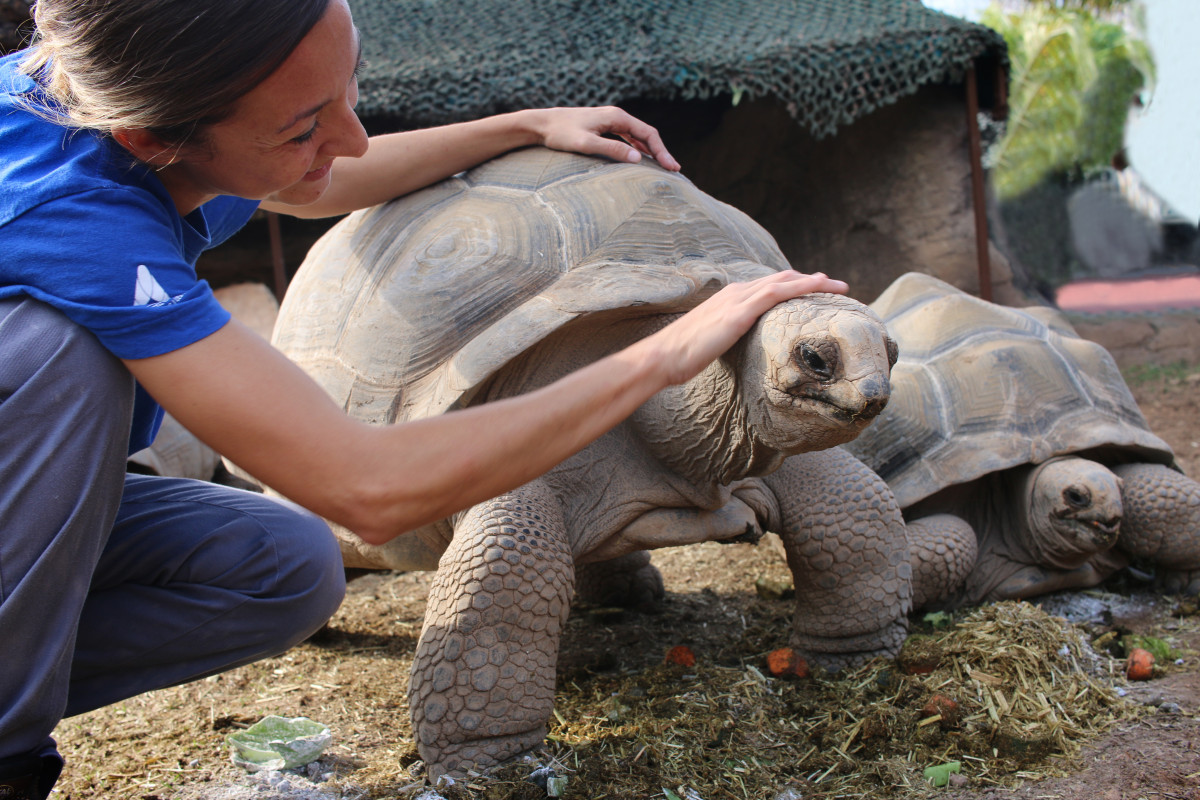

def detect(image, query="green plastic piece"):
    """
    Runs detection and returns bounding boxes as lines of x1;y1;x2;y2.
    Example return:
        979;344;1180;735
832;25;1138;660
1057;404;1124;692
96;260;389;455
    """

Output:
226;715;331;772
923;760;962;788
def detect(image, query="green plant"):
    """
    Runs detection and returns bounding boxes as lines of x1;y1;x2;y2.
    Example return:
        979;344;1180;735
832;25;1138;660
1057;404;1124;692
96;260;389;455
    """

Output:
982;1;1155;199
1121;360;1200;387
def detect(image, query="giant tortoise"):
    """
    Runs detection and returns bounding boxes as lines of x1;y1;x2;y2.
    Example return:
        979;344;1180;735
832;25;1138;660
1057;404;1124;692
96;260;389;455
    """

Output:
269;147;909;779
844;272;1200;611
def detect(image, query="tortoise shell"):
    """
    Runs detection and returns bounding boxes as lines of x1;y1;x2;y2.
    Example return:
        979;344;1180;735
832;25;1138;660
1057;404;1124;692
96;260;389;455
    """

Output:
272;147;791;423
844;272;1174;509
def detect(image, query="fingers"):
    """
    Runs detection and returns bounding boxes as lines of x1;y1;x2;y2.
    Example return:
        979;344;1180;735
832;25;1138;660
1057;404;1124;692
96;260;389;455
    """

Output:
649;270;851;385
735;270;849;304
607;112;680;171
539;107;681;171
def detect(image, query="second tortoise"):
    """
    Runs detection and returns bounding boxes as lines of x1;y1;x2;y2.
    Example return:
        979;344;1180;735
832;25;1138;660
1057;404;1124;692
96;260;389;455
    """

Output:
844;272;1200;610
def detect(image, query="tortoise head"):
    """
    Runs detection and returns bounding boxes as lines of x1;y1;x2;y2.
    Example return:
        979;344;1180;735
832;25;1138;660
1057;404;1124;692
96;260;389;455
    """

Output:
738;292;897;455
1021;456;1123;568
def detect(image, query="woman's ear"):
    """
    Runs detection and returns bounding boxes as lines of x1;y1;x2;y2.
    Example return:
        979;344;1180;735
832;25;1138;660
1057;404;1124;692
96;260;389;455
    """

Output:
111;128;179;167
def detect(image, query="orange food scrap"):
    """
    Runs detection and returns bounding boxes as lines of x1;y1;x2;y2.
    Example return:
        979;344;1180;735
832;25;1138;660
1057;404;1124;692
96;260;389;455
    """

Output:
921;693;961;728
766;647;810;679
665;645;696;667
1125;647;1154;681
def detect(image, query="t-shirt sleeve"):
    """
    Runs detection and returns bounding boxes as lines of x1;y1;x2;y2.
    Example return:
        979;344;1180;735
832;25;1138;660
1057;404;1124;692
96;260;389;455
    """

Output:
204;195;261;248
1;185;233;359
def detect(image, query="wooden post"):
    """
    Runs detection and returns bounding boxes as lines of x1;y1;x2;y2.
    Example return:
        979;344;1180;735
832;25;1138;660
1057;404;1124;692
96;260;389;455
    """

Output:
965;64;992;302
267;211;287;302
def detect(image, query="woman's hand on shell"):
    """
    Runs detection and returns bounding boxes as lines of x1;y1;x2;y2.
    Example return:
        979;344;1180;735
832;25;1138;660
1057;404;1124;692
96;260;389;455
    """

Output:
529;106;681;171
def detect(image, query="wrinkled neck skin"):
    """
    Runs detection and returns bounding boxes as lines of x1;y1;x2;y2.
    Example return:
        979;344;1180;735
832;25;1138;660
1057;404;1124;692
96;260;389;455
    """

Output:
1015;456;1123;569
628;352;785;488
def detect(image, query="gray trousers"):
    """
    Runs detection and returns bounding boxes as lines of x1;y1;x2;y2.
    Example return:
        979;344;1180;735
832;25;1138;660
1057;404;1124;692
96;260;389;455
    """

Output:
0;298;346;775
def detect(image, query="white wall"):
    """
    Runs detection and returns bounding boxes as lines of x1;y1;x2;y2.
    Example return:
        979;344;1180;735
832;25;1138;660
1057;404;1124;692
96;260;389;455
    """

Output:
1125;0;1199;222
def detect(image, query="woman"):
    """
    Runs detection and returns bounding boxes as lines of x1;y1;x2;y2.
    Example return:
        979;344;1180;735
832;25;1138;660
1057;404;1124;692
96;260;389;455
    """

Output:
0;0;846;795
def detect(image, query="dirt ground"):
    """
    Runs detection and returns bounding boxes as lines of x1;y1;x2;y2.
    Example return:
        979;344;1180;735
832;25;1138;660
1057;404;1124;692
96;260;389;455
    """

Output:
50;363;1200;800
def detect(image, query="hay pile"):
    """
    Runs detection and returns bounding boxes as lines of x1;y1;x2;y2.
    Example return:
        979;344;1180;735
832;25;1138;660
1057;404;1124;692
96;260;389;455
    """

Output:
417;601;1140;800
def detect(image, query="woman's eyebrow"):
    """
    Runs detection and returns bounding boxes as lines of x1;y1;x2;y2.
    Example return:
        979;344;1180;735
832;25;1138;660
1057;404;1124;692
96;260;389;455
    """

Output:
275;32;363;135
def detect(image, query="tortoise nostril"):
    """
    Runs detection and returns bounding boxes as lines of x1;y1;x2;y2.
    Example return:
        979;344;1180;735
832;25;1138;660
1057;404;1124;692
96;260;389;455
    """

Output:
860;377;890;405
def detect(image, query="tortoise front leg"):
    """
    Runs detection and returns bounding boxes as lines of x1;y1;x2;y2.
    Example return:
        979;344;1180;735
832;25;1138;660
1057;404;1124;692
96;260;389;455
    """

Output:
410;480;573;781
762;447;911;672
1113;463;1200;595
905;513;978;610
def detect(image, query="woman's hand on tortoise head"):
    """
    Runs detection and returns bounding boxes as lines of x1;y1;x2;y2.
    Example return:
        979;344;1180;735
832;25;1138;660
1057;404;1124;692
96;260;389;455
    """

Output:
526;106;681;171
636;270;849;387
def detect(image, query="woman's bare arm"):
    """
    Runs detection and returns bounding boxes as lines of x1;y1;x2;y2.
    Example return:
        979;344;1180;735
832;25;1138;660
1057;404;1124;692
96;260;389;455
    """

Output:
124;270;845;545
260;107;680;219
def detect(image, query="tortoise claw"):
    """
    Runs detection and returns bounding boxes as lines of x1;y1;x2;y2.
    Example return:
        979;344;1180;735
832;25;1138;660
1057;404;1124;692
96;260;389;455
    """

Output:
719;521;763;545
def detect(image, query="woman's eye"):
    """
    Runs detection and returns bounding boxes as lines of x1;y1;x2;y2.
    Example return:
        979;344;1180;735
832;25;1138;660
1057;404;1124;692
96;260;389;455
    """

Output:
291;122;320;145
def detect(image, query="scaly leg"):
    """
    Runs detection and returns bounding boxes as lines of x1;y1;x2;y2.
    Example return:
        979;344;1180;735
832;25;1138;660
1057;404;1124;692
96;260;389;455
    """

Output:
410;480;573;781
906;513;977;611
763;448;911;672
1114;463;1200;595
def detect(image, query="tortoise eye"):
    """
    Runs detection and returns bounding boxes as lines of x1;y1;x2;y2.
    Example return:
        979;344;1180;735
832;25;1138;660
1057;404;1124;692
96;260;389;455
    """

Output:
1063;486;1091;509
799;344;832;379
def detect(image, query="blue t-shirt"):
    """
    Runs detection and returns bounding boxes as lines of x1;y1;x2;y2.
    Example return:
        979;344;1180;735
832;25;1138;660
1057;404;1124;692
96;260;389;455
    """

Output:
0;52;260;452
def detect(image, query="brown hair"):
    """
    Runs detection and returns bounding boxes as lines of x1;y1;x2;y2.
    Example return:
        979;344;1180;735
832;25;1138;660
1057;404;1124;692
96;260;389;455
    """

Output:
20;0;330;147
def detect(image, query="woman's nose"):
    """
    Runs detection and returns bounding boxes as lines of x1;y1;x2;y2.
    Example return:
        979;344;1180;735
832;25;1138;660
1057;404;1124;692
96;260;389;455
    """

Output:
325;103;369;160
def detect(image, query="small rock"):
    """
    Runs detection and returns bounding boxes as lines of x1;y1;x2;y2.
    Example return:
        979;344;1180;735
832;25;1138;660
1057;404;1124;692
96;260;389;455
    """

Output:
528;766;555;790
1159;702;1182;714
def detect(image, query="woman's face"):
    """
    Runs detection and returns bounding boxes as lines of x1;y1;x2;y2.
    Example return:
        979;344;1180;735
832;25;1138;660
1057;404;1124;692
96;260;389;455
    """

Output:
157;0;369;213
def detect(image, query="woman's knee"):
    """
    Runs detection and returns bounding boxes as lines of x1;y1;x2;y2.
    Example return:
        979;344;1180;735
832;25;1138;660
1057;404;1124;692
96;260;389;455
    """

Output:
224;493;346;641
274;505;346;636
106;479;347;646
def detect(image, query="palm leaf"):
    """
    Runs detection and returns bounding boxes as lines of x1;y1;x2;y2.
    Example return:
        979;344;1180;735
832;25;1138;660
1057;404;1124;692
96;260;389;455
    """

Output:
982;2;1155;199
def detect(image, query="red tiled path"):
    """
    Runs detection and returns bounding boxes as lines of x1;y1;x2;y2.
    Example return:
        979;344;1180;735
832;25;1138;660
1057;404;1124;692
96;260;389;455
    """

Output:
1055;274;1200;313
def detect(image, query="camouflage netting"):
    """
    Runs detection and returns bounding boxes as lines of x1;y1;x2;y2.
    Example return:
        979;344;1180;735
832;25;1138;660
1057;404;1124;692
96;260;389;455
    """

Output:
350;0;1007;138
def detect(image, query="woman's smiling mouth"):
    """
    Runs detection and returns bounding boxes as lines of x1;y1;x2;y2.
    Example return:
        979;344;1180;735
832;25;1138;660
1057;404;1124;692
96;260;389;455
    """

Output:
303;161;333;181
